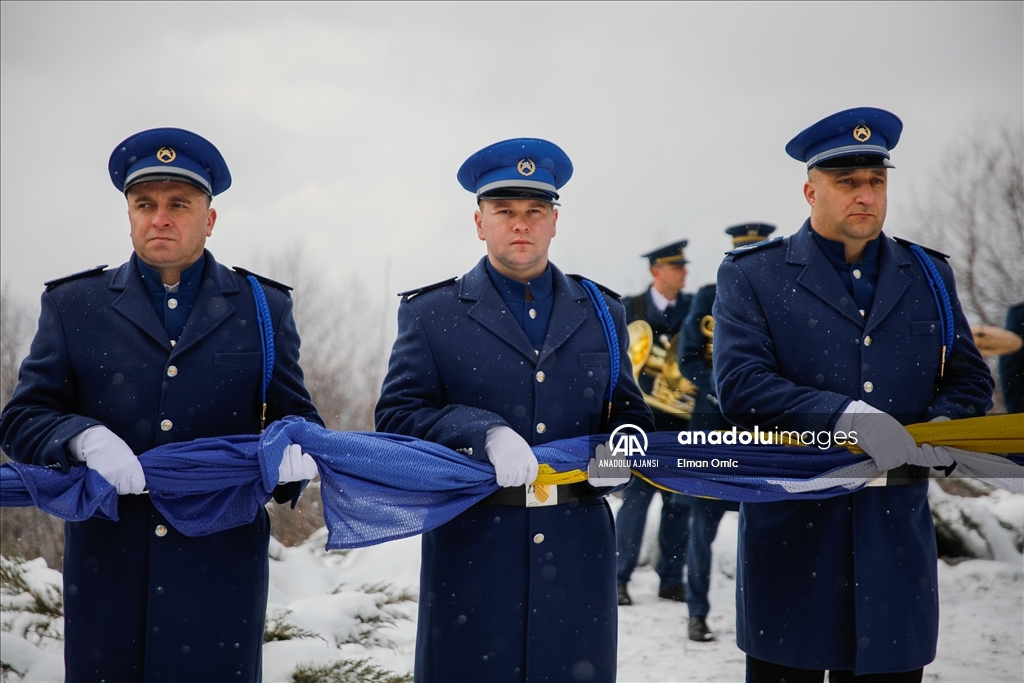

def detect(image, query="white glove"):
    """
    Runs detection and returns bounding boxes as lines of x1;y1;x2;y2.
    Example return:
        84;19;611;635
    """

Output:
906;415;955;467
587;441;631;487
278;444;319;484
69;426;146;495
834;400;918;471
907;443;955;467
485;425;539;487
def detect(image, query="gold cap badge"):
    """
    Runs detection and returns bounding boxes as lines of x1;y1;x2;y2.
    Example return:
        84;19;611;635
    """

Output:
852;125;871;143
156;147;177;163
517;159;536;176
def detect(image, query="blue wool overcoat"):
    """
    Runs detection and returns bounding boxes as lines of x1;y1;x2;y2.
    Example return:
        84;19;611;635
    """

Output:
0;250;321;683
713;221;993;674
375;257;654;683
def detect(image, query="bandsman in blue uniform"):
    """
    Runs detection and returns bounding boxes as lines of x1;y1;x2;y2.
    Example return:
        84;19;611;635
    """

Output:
375;138;654;683
0;128;322;682
714;108;993;681
615;241;695;606
676;222;774;641
999;302;1024;413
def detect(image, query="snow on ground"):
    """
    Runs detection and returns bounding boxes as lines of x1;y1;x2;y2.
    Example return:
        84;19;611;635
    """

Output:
2;491;1022;682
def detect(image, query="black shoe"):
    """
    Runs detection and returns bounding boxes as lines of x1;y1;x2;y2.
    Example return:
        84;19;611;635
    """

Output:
617;584;632;606
688;615;716;642
657;584;686;602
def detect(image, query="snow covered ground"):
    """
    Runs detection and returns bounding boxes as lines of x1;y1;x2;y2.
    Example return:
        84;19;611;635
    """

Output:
2;491;1022;683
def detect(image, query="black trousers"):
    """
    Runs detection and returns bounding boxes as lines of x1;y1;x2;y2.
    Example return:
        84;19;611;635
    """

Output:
747;655;924;683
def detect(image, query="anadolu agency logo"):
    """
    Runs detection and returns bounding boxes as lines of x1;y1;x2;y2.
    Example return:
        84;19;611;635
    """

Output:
609;423;649;459
587;424;655;486
597;424;657;467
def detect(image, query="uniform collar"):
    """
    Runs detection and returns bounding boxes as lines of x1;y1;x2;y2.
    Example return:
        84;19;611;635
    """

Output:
483;259;553;304
809;224;881;266
136;254;206;293
112;250;239;294
648;286;675;312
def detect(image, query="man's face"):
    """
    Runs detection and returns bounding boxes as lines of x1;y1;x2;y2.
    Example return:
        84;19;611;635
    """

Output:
651;262;687;298
804;167;888;244
475;198;558;282
127;181;216;283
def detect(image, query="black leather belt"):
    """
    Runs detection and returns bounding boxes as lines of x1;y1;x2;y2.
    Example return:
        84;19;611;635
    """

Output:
885;464;930;486
478;482;602;507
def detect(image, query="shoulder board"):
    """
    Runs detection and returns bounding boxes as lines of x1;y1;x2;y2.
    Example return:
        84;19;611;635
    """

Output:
567;274;621;300
232;266;293;292
726;236;784;257
892;237;949;260
398;277;458;300
697;282;717;293
45;265;108;291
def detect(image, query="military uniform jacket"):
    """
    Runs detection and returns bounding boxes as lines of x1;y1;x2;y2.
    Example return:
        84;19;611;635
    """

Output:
0;250;321;683
375;257;654;683
622;286;693;431
679;283;728;431
621;286;692;339
713;221;993;674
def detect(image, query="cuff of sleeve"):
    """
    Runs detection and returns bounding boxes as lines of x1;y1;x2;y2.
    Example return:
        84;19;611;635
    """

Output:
55;417;103;472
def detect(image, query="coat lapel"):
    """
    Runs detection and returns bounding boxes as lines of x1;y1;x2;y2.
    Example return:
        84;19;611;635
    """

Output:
539;266;587;359
172;251;239;357
110;256;173;351
461;259;538;364
865;235;913;335
790;222;866;328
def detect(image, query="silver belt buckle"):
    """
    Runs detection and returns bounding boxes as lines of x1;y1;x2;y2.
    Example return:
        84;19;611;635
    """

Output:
526;483;558;507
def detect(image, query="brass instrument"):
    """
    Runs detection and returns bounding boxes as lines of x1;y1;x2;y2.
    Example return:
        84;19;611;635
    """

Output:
627;320;697;416
971;325;1024;357
700;314;714;364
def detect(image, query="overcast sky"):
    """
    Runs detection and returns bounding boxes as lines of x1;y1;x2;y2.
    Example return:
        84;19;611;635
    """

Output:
2;2;1021;317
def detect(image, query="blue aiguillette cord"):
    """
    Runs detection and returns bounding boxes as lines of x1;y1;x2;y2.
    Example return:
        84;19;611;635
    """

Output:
246;276;276;431
908;245;955;379
579;280;620;425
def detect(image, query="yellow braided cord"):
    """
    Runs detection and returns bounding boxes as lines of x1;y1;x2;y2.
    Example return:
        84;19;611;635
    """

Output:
531;414;1022;485
535;464;587;486
906;413;1022;453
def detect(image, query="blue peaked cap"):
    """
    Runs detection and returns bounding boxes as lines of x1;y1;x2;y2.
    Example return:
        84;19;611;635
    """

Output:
642;239;689;266
786;107;902;170
725;223;776;246
109;128;231;196
458;138;573;203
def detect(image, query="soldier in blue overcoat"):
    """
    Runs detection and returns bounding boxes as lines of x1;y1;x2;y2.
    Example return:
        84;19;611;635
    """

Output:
375;138;654;683
676;223;774;642
0;128;322;682
713;109;993;681
615;241;694;607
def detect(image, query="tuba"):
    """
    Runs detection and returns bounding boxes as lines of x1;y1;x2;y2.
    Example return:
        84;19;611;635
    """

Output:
627;320;697;416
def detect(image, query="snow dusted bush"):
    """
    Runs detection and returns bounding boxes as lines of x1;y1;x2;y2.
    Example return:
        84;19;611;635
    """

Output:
0;554;64;681
930;478;1024;562
262;529;417;682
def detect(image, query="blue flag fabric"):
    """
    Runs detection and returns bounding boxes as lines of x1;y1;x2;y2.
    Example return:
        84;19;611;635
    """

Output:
2;417;1022;549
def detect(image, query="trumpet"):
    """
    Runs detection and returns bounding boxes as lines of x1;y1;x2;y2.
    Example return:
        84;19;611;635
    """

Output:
700;314;714;364
627;320;697;416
